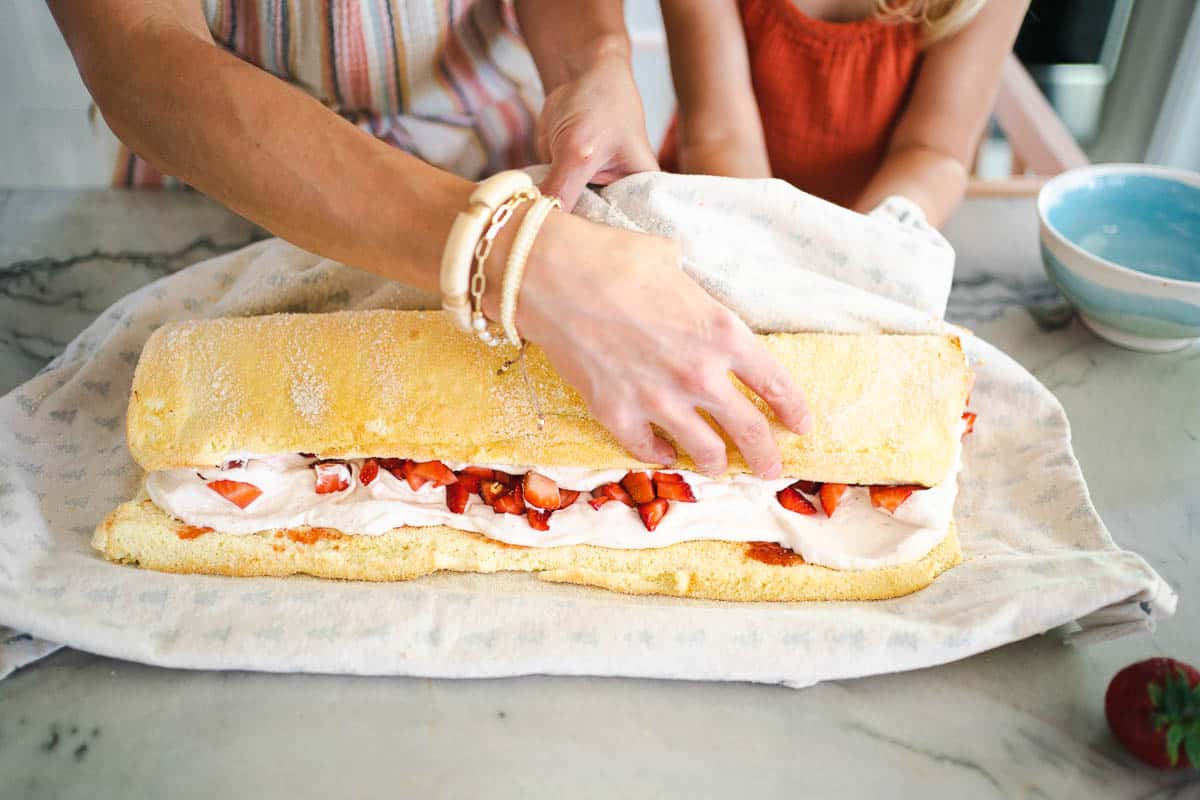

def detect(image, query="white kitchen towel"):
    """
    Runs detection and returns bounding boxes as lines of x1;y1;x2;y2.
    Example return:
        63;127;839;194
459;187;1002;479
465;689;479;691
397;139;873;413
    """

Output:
0;173;1176;686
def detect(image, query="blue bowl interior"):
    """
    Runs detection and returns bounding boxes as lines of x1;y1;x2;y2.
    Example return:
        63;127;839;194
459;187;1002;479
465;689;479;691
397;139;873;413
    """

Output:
1045;173;1200;283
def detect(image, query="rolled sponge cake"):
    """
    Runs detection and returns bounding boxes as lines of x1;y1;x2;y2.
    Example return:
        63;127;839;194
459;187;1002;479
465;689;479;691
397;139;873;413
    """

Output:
98;310;972;601
125;310;970;485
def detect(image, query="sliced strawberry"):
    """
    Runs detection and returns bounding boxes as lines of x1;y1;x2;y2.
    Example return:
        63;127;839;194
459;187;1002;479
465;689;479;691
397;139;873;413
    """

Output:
819;483;847;517
621;471;655;505
480;480;509;505
792;480;821;495
596;482;635;507
637;498;669;531
558;489;581;509
962;411;977;437
588;490;612;510
313;461;351;494
522;471;561;510
207;479;262;509
492;484;527;515
455;472;483;495
400;459;427;490
221;459;245;471
378;458;406;479
492;470;516;488
652;471;685;484
776;485;817;515
359;458;380;486
459;466;496;480
445;481;471;514
410;460;457;487
869;485;920;513
655;479;696;503
526;508;552;531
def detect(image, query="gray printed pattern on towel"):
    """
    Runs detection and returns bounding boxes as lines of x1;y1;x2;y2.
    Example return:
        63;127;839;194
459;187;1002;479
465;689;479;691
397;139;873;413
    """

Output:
0;174;1176;685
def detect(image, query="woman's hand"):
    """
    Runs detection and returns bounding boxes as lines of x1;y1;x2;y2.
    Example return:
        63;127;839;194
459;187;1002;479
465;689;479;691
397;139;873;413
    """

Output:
488;211;812;478
534;50;659;210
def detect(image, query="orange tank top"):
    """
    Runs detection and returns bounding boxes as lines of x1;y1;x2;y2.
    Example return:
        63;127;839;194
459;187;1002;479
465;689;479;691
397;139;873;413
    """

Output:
659;0;922;208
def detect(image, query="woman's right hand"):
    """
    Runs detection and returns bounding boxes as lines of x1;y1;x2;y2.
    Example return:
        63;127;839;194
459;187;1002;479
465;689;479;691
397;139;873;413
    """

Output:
492;211;812;479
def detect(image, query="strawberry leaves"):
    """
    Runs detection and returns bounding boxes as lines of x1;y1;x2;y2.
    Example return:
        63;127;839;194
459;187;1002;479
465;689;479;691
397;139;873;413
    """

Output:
1150;667;1200;768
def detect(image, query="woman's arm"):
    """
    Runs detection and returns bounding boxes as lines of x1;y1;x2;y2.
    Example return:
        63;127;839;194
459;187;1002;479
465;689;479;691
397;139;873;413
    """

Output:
515;0;658;208
47;0;472;290
854;0;1031;226
47;0;811;477
660;0;771;178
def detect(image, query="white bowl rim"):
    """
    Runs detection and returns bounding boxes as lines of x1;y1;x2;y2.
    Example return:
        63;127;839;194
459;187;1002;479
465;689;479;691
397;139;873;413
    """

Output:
1036;162;1200;288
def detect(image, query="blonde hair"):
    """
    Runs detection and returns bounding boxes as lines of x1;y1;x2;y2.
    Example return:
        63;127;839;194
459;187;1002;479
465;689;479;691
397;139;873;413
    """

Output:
873;0;989;43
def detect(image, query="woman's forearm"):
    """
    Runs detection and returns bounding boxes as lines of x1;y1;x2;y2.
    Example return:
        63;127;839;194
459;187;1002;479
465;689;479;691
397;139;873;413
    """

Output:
853;145;968;227
661;0;770;178
515;0;631;91
68;18;470;289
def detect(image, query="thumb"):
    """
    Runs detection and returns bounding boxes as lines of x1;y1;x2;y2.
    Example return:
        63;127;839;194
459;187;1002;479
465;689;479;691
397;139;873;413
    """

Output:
540;141;602;211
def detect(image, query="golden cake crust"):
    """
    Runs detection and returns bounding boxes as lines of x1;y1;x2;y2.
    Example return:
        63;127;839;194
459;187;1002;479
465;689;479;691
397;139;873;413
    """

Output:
127;310;970;486
93;495;962;602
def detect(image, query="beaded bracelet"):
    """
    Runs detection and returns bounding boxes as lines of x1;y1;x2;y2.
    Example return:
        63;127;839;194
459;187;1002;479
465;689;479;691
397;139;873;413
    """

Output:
499;193;561;347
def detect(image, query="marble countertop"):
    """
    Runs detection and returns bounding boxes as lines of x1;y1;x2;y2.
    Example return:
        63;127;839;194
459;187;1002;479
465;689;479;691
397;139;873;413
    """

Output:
0;188;1197;798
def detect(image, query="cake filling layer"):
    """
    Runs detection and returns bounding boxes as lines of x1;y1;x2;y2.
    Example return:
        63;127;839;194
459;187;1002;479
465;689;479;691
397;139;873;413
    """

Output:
146;448;963;571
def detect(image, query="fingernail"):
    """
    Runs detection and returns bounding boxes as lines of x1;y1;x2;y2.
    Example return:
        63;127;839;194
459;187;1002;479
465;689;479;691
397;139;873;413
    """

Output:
793;413;814;435
763;462;783;480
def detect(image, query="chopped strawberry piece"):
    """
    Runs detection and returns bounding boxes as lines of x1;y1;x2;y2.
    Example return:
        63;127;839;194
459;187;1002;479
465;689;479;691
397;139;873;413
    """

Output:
206;479;262;509
480;480;509;505
359;458;380;486
492;470;516;488
526;508;552;531
588;490;612;510
410;460;457;487
792;480;821;495
819;483;847;517
459;466;496;480
313;461;351;494
522;471;561;510
776;486;817;515
558;489;581;509
655;478;696;503
637;498;669;531
445;481;471;514
621;471;655;505
652;471;685;484
399;459;426;490
869;485;920;513
455;472;483;494
378;458;406;479
221;459;245;471
596;482;635;507
962;411;977;436
492;484;527;515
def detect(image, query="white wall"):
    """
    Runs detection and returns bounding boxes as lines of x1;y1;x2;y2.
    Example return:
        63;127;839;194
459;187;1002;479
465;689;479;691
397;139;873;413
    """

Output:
0;2;119;186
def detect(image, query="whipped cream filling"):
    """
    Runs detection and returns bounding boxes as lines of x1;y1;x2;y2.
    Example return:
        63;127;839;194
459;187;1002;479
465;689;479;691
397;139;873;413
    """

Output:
145;444;963;571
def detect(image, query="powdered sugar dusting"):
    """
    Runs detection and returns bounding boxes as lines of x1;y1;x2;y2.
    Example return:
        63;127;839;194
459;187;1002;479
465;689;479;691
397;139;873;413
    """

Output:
290;359;327;424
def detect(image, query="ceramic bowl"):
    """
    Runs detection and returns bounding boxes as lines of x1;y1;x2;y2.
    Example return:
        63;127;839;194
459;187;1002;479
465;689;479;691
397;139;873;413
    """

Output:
1037;164;1200;352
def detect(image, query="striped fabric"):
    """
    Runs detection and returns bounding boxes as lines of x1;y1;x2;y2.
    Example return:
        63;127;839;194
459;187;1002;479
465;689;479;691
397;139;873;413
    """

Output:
114;0;542;187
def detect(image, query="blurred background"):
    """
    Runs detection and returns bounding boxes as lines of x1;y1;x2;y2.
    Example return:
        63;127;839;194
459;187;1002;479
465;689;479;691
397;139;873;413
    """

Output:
2;0;1197;187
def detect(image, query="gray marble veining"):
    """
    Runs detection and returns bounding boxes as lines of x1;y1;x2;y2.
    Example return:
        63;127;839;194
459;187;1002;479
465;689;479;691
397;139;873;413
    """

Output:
0;189;1197;799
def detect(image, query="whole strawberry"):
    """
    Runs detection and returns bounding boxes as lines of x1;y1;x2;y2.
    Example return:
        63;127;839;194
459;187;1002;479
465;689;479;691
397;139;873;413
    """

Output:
1105;658;1200;769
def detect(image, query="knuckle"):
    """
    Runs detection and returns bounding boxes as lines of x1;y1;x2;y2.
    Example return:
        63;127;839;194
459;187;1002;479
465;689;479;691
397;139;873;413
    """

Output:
735;415;772;446
706;308;743;348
